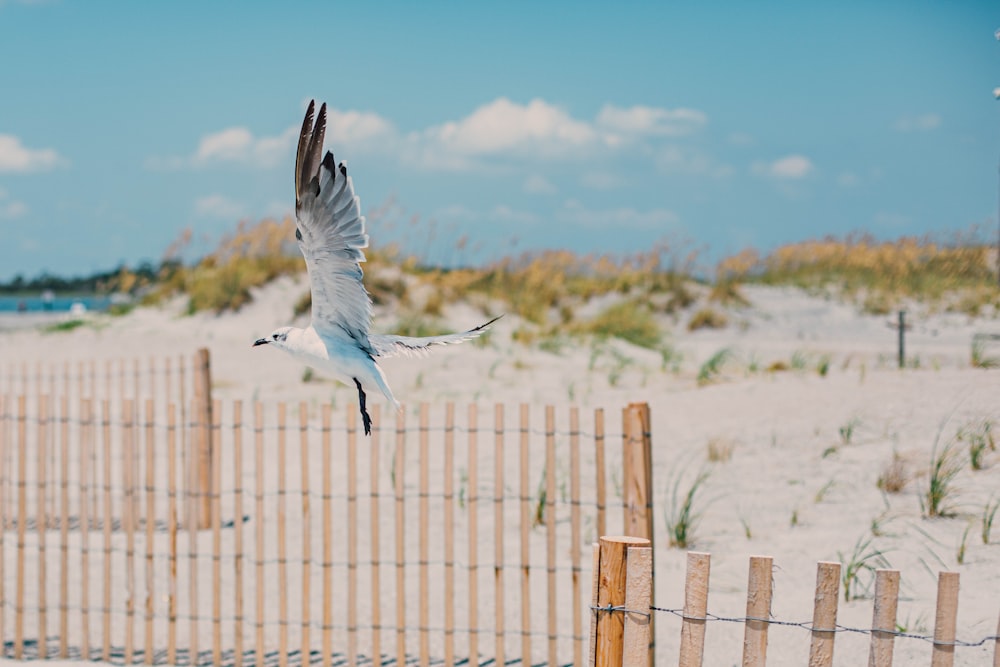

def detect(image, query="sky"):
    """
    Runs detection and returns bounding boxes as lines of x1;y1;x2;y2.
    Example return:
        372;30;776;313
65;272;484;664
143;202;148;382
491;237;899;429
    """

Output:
1;1;999;280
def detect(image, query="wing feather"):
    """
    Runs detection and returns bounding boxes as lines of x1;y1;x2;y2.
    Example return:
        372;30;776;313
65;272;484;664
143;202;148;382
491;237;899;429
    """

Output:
294;101;373;350
368;316;501;359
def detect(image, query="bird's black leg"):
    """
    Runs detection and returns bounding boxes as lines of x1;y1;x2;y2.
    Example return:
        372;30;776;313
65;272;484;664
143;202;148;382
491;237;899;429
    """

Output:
353;378;372;436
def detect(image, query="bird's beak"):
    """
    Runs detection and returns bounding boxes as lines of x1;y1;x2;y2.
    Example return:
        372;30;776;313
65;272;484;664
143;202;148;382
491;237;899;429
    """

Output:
252;338;269;347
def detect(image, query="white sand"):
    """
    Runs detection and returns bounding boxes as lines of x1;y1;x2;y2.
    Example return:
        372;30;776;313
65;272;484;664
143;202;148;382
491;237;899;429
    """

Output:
2;277;999;666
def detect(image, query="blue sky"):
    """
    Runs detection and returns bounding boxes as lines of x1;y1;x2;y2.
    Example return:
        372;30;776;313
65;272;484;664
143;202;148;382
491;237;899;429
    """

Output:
1;1;998;280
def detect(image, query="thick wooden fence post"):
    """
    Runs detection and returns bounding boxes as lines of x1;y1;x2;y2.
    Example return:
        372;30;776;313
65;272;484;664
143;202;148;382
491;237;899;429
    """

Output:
868;569;899;667
808;561;841;667
931;572;959;667
622;403;653;666
592;536;651;667
194;348;213;529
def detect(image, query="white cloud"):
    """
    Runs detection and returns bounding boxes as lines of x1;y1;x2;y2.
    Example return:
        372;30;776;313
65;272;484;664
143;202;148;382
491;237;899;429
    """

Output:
557;199;679;230
416;97;596;158
892;113;941;132
0;134;67;173
596;105;707;137
156;98;713;175
752;154;814;179
194;194;244;219
193;125;298;167
408;98;709;170
0;188;27;218
523;174;557;194
152;107;395;170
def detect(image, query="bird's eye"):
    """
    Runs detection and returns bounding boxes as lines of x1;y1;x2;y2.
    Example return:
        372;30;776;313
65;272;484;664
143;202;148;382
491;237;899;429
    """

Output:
272;334;278;340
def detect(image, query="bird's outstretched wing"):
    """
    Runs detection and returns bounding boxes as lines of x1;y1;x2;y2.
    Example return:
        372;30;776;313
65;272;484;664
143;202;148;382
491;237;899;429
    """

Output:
295;100;373;351
369;316;502;359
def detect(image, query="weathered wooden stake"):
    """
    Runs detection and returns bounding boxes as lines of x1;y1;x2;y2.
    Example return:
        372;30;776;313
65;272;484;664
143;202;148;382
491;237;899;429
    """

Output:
868;569;899;667
741;555;773;667
194;348;213;529
679;552;711;667
622;545;653;667
593;536;651;667
931;571;959;667
808;561;841;667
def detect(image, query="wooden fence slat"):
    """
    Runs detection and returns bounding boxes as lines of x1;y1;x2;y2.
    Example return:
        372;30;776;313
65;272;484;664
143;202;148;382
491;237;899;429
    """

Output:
519;403;531;667
80;398;92;660
394;407;406;667
297;402;309;667
867;569;899;667
321;403;333;667
444;403;455;667
15;395;26;660
370;405;382;667
588;543;600;667
123;398;135;664
741;555;773;667
167;404;178;666
195;348;213;530
102;399;112;662
233;401;245;667
545;405;557;667
808;561;841;667
468;404;480;666
419;404;430;667
59;395;70;658
594;408;606;539
256;402;267;667
493;404;504;667
679;552;711;667
146;399;158;665
622;545;653;667
188;398;200;667
570;407;582;667
276;403;288;667
37;394;49;659
931;571;959;667
347;407;359;667
211;399;223;667
124;398;136;664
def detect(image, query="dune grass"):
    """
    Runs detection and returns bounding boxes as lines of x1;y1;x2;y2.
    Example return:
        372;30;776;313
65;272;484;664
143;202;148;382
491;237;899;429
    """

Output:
717;231;1000;311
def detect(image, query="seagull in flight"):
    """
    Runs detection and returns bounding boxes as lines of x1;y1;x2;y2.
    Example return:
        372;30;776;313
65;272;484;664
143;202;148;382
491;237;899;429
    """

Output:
254;100;499;435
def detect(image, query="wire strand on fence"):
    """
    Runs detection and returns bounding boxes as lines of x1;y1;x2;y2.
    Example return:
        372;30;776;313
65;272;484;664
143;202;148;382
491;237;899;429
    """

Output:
590;604;1000;649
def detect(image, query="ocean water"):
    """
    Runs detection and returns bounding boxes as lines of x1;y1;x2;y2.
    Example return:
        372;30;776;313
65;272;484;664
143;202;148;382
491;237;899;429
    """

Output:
0;294;113;313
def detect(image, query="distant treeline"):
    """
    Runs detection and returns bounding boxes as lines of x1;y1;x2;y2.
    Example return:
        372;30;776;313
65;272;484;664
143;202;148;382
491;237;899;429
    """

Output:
0;260;182;295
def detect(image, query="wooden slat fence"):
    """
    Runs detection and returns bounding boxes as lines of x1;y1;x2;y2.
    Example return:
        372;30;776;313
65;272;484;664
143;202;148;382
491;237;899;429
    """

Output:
591;536;1000;667
0;387;626;666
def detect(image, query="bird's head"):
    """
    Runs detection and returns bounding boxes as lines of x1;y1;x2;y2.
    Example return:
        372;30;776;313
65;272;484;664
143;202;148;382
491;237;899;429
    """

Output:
252;326;295;350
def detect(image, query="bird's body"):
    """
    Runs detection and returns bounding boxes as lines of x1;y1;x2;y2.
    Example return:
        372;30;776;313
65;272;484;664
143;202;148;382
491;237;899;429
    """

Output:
254;101;499;434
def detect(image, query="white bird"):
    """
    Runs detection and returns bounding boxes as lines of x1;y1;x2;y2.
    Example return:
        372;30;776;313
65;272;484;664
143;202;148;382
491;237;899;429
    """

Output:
253;100;500;435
